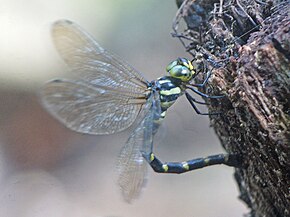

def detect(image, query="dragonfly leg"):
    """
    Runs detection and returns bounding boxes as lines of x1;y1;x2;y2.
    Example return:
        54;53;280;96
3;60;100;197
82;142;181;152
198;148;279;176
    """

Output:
142;152;241;174
185;92;221;115
187;85;224;99
190;69;212;88
185;91;209;105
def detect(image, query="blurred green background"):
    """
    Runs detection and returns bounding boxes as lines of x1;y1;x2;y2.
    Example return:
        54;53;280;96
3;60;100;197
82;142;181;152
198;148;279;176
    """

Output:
0;0;247;217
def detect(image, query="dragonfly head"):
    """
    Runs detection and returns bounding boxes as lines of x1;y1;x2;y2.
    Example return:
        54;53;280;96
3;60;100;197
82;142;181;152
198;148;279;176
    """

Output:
166;58;196;82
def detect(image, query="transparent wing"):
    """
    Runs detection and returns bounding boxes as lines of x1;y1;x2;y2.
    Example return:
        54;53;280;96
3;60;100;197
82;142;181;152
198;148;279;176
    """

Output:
116;91;161;202
51;19;149;93
41;79;147;135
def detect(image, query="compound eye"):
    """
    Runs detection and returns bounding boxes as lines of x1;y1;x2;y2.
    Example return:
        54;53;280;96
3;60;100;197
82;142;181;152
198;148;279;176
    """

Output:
180;68;192;81
178;58;189;65
179;58;194;71
166;60;178;72
168;65;192;81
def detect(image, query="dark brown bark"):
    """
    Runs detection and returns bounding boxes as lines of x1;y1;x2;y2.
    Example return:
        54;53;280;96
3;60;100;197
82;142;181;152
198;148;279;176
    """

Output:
174;0;289;216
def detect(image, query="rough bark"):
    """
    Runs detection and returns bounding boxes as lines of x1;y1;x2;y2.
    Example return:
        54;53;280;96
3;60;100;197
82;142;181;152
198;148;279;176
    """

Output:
174;0;289;216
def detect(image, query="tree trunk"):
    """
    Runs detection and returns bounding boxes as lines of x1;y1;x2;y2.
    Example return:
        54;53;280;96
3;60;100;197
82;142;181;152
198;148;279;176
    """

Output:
174;0;289;216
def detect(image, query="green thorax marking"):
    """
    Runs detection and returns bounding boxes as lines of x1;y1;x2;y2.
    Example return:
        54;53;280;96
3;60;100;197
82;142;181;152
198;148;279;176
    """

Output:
156;76;184;111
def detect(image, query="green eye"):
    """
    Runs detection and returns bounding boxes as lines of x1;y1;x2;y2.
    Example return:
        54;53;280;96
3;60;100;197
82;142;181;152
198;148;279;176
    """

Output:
166;58;196;82
168;65;192;81
166;60;178;72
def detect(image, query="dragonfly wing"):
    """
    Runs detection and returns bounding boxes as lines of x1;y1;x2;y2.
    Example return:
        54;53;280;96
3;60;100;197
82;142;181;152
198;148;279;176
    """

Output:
51;20;148;93
116;128;149;202
116;93;161;202
41;79;146;135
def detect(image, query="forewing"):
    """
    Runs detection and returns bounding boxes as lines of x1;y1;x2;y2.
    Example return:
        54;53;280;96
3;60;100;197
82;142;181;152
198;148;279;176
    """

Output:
51;20;148;93
41;79;146;135
116;92;161;202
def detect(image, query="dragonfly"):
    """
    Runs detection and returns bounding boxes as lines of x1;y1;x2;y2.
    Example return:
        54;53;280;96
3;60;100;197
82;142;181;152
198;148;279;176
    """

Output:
41;20;239;202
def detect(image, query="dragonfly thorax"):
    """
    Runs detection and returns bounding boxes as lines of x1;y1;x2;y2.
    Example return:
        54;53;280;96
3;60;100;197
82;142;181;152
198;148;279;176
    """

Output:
155;76;183;111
